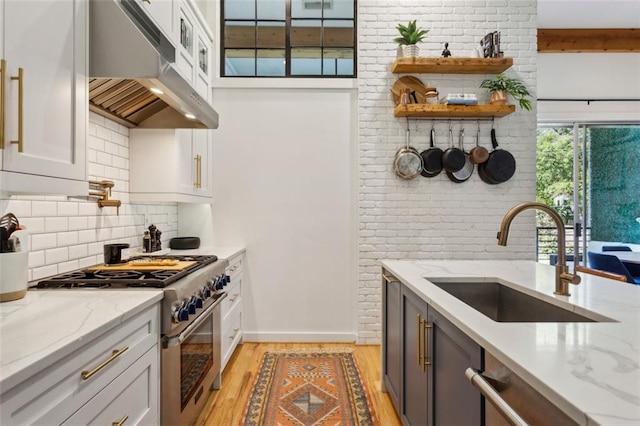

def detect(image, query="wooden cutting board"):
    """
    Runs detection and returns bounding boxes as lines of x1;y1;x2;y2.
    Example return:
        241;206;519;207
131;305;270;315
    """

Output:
391;76;428;105
86;260;197;271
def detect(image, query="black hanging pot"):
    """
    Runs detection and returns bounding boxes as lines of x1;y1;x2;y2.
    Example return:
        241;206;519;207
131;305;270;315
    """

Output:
441;124;465;173
478;125;516;184
446;127;474;183
420;125;443;177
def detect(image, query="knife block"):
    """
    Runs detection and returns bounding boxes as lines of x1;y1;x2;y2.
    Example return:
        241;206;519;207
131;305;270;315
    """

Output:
0;251;28;302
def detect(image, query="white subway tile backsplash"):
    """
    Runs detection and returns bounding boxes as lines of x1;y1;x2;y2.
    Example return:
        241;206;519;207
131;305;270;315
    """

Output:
57;202;79;217
69;216;89;231
45;247;69;265
96;124;112;141
32;265;59;281
45;217;69;233
31;234;57;251
58;260;80;274
78;229;98;244
79;255;100;269
29;250;45;268
57;231;79;247
69;244;89;260
32;201;58;217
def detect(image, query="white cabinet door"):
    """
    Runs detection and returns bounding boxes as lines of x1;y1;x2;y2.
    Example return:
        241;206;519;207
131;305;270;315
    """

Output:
192;129;211;197
175;0;212;102
129;129;212;203
139;0;174;42
0;0;86;195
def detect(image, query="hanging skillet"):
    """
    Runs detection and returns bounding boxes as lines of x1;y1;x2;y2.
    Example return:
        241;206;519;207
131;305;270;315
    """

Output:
441;122;465;173
420;122;443;178
469;120;489;165
446;127;474;183
478;121;516;184
394;122;423;180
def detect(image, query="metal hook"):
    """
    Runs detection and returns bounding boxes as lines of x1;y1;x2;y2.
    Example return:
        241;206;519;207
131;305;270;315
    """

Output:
491;116;495;129
431;119;435;131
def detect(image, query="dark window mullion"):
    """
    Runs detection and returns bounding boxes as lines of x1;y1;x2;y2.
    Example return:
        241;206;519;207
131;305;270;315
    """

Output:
254;0;258;76
285;0;291;76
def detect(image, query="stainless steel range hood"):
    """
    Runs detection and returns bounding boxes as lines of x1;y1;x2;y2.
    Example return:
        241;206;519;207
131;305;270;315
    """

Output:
89;0;219;129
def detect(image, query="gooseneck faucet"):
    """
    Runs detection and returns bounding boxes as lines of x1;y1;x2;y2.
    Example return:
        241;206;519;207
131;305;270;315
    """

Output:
497;202;581;296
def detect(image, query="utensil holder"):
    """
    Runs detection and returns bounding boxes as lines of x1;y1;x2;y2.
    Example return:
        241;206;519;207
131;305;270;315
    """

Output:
0;251;28;302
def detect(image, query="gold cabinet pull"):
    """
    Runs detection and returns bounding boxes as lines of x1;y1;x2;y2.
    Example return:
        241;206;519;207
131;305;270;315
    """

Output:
112;415;129;426
423;321;432;370
198;155;202;188
0;59;5;149
81;346;129;380
382;273;397;284
416;313;422;367
10;67;23;152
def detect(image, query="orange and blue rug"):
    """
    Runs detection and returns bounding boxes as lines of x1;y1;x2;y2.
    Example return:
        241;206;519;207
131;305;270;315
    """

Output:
242;349;377;425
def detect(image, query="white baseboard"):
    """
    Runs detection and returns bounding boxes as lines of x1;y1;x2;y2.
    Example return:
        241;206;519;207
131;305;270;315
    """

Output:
242;331;358;342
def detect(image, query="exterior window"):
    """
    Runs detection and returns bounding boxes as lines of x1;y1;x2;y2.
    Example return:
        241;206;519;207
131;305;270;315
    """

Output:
222;0;356;77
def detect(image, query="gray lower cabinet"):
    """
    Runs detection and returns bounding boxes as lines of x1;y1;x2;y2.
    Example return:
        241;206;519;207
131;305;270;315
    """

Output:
382;270;402;411
383;270;483;426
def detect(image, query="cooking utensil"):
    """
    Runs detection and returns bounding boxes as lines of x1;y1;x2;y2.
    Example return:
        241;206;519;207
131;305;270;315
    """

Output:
394;123;423;180
469;121;489;165
446;127;474;183
420;122;443;177
478;123;516;184
0;213;19;235
391;76;427;105
441;123;465;173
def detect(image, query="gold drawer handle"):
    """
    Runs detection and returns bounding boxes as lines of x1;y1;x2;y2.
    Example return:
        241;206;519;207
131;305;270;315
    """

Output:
81;346;129;380
112;415;129;426
10;67;23;152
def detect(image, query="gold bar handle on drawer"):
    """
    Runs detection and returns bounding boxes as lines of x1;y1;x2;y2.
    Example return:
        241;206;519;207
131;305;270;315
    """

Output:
81;346;129;380
0;59;5;149
194;156;199;187
10;67;23;152
112;415;129;426
198;155;202;188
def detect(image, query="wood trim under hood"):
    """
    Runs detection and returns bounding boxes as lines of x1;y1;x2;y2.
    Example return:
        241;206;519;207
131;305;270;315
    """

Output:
89;78;168;128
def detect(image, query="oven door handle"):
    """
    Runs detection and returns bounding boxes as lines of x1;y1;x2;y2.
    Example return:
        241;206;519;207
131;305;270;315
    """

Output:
164;293;227;348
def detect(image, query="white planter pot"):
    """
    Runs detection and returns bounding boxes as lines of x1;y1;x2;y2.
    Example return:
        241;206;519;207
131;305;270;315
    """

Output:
401;45;420;57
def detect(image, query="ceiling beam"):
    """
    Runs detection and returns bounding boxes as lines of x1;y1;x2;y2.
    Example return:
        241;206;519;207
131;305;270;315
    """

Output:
538;28;640;53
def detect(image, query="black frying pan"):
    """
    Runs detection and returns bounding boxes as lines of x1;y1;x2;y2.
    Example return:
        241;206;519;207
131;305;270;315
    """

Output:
478;126;516;184
446;127;474;183
441;125;465;173
420;125;443;177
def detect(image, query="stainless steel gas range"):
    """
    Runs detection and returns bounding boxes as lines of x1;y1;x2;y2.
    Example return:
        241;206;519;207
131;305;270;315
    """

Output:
37;254;230;426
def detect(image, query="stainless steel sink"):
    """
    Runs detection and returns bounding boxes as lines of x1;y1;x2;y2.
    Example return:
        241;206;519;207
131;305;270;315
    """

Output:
428;280;605;323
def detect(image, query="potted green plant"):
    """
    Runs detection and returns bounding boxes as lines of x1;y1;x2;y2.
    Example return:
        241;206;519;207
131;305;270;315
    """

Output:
480;73;533;110
393;20;428;57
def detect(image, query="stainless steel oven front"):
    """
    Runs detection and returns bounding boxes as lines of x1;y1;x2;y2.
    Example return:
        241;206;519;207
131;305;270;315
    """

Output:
161;292;226;425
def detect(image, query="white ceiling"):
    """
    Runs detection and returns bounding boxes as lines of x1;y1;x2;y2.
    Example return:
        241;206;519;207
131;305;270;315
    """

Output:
538;0;640;28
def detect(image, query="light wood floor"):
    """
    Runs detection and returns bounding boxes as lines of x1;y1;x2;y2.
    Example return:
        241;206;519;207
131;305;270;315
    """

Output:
194;342;402;426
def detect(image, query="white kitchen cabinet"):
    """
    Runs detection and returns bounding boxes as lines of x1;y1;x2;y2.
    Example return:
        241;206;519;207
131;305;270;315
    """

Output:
138;0;174;42
0;0;87;196
0;303;160;425
129;128;213;203
221;252;244;371
175;0;213;103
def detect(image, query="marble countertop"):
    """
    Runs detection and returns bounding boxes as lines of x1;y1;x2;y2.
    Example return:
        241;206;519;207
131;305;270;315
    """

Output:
167;246;245;260
0;289;163;391
381;260;640;426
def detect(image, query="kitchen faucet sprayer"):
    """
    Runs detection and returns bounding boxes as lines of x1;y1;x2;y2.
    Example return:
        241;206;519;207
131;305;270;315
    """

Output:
497;202;581;296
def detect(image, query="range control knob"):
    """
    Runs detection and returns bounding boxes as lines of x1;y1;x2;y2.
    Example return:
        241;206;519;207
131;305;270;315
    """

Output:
194;296;203;308
225;274;231;284
201;287;211;299
178;308;189;322
187;299;197;314
215;276;225;290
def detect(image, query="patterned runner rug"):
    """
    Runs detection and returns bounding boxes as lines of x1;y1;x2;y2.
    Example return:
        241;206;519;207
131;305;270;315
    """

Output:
241;349;377;425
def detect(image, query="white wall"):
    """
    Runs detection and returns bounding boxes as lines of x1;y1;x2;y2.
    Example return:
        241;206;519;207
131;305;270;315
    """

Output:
357;0;538;343
210;88;358;341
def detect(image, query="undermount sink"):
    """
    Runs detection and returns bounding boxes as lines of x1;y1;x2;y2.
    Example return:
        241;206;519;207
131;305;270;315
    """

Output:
427;280;609;323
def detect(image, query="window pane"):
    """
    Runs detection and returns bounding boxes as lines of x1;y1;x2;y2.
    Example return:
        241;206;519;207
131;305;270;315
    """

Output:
225;50;256;76
324;48;353;75
324;0;354;19
257;0;286;20
257;49;285;76
291;0;322;18
225;0;255;20
323;20;353;47
291;48;322;75
291;20;321;47
257;21;285;48
225;21;255;48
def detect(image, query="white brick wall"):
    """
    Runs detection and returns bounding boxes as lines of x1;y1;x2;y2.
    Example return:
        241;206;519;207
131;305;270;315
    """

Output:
357;0;538;343
0;113;178;283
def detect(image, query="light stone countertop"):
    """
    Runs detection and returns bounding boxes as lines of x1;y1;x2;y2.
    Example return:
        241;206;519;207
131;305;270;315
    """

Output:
381;260;640;426
167;246;245;260
0;289;163;391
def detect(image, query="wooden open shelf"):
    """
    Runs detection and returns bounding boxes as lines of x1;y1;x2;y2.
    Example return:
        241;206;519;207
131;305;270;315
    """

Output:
393;104;515;118
391;57;513;74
